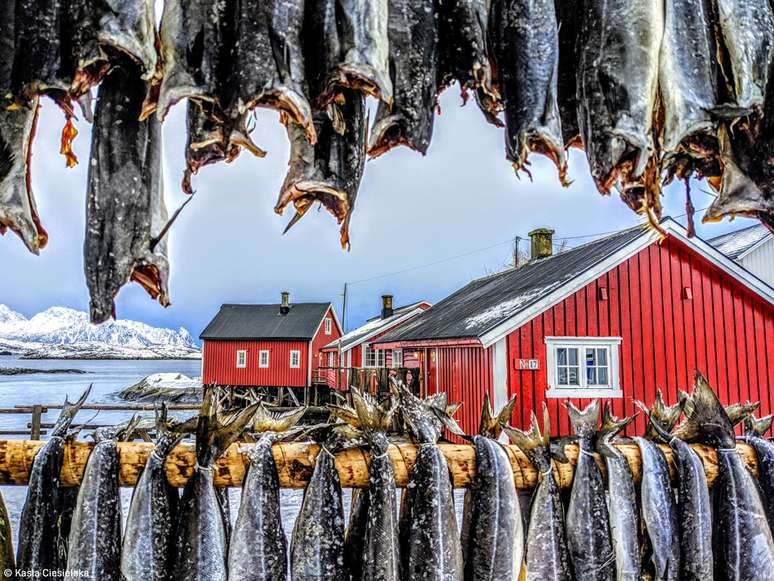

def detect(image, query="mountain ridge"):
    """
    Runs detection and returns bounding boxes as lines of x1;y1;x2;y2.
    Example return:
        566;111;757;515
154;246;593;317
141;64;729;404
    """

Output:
0;305;201;360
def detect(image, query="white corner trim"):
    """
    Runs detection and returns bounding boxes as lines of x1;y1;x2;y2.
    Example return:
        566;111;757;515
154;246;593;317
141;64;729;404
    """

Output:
492;338;508;410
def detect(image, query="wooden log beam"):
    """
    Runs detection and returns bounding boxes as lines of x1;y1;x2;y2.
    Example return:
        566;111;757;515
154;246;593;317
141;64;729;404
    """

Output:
0;439;760;489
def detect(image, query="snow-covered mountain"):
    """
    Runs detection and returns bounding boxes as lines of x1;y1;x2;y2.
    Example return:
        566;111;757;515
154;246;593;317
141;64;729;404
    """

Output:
0;305;201;359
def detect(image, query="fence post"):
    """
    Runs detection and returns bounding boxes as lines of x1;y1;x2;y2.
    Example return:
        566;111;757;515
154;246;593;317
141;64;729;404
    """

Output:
30;405;43;440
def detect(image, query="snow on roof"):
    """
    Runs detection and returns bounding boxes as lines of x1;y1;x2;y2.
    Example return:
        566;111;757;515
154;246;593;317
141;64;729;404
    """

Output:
324;302;427;351
708;224;772;260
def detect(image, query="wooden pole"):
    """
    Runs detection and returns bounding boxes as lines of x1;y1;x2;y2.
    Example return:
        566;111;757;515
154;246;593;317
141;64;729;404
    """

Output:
0;439;760;489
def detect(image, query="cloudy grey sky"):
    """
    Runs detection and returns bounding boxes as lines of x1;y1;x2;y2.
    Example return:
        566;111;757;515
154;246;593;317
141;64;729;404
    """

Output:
0;90;755;340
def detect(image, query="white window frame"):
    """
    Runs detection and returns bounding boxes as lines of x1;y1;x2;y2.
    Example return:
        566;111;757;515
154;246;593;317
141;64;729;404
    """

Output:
328;352;335;367
363;345;386;368
324;318;332;335
236;350;247;368
391;348;404;368
259;350;270;368
545;337;622;398
289;350;301;369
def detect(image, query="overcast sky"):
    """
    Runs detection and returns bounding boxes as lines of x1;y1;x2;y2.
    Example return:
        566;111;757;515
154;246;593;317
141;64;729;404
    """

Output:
0;90;755;340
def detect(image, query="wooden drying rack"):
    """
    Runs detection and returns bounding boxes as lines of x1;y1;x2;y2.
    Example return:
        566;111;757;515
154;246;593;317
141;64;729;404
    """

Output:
0;439;759;489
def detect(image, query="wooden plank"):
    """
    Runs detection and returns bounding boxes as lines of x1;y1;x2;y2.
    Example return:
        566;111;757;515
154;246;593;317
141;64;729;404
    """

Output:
0;439;760;490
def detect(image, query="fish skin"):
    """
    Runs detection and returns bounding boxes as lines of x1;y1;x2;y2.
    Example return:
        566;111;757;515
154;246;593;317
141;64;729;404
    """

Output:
367;0;439;158
0;103;48;254
403;444;463;581
490;0;566;182
84;60;169;325
575;0;663;194
674;372;774;580
227;438;288;581
157;0;232;119
658;0;718;156
0;490;14;580
174;391;259;581
714;0;774;113
226;0;315;143
16;388;90;574
554;0;580;146
276;90;366;249
66;422;136;580
121;421;183;581
290;448;347;580
633;437;680;581
564;401;614;581
505;406;572;581
744;416;774;532
344;487;369;580
461;436;522;581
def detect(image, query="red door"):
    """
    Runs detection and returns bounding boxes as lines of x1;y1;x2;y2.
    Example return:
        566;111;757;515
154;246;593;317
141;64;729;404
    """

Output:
425;348;438;396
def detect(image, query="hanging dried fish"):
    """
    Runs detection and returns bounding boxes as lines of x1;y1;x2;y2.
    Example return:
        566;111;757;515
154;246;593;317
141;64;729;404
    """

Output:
576;0;663;198
658;0;719;176
490;0;566;183
368;0;439;157
84;60;170;324
226;0;316;144
156;0;232;120
554;0;580;146
275;90;366;249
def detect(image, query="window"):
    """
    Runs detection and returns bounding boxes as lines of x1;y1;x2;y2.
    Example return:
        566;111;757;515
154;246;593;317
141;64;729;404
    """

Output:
259;350;270;368
328;352;336;367
236;350;247;368
364;346;386;368
324;318;332;335
545;337;621;398
392;348;403;368
290;350;301;368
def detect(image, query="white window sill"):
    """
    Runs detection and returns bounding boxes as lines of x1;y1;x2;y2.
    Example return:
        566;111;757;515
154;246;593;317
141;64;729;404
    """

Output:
545;388;623;399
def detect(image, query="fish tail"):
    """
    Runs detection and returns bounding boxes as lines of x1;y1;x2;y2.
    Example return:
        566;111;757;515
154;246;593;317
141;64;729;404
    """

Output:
597;401;635;456
671;371;735;447
251;402;306;434
50;385;91;437
154;404;186;458
565;400;600;439
504;403;550;463
744;414;774;438
478;393;517;439
196;389;260;466
635;389;682;440
725;401;760;427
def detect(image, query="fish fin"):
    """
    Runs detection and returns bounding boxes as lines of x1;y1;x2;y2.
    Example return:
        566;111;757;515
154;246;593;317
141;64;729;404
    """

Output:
252;402;306;434
597;401;635;456
744;414;774;438
479;394;517;439
671;371;735;447
725;401;760;427
565;400;600;439
51;385;92;437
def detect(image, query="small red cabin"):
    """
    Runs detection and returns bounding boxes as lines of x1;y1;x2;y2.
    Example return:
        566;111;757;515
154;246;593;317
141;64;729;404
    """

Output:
200;293;342;389
374;219;774;437
319;295;431;389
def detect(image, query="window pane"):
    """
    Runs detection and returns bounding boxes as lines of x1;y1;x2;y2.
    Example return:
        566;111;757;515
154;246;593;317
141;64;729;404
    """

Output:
558;367;568;385
558;348;567;365
568;367;578;385
598;348;607;365
587;367;597;385
598;367;608;385
568;348;578;365
586;349;596;366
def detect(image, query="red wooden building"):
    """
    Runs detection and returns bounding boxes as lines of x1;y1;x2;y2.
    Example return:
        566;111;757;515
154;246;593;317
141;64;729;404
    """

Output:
200;292;342;388
319;296;431;388
374;219;774;436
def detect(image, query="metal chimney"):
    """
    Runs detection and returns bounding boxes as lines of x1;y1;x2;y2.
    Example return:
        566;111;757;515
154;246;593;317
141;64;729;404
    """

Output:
381;295;394;319
528;228;555;260
280;291;290;315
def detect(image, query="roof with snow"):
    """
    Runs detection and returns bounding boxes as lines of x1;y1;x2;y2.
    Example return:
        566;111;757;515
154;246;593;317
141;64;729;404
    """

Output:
323;302;428;351
708;224;772;260
200;303;333;341
376;225;648;344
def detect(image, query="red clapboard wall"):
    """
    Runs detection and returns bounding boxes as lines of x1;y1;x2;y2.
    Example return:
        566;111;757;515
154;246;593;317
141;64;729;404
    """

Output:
202;340;309;387
506;237;774;436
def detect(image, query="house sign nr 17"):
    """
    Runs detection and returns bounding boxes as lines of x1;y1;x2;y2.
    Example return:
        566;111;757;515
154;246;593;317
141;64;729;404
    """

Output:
516;359;539;370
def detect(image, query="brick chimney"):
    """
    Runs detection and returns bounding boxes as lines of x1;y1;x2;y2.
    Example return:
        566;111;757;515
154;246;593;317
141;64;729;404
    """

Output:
280;291;290;315
529;228;555;260
381;294;394;319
